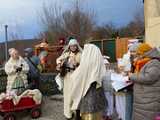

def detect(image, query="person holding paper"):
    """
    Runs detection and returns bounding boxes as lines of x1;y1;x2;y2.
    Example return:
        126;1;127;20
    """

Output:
129;43;160;120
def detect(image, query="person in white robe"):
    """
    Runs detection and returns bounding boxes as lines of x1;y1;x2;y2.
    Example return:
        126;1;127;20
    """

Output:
68;44;107;120
5;48;29;95
56;39;82;119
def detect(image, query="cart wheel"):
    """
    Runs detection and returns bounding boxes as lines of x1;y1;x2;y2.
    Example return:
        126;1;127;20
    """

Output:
3;113;16;120
31;108;41;119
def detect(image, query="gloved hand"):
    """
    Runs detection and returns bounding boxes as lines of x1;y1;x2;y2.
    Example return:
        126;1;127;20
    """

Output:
16;67;22;72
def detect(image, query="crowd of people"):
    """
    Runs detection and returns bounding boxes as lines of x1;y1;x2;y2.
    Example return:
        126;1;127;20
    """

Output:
1;37;160;120
56;38;160;120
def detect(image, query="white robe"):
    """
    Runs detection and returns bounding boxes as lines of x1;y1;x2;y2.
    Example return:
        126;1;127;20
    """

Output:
104;92;114;116
68;44;106;118
56;51;81;118
115;92;126;120
5;57;29;93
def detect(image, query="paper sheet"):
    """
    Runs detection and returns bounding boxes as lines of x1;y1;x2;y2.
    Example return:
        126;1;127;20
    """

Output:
111;73;132;92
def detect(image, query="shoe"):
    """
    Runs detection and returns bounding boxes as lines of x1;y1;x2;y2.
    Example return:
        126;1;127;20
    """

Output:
65;114;74;120
103;116;110;120
66;118;72;120
75;110;81;120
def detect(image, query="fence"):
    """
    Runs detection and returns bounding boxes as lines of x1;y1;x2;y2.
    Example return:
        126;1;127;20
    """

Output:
88;39;116;62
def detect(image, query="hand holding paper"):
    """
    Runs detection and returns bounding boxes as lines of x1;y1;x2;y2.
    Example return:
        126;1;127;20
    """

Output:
111;73;133;92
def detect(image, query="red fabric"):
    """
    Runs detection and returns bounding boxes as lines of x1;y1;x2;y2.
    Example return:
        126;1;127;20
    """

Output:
0;97;39;112
58;37;66;45
133;58;151;72
40;57;47;64
57;38;66;52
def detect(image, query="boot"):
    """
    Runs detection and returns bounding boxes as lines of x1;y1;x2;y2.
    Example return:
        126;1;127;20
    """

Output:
75;110;81;120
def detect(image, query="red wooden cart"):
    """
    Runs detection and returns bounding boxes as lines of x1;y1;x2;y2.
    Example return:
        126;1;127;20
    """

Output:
0;97;41;120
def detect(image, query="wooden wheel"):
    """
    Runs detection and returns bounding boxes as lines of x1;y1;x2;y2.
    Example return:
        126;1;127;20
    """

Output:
3;113;16;120
31;108;41;119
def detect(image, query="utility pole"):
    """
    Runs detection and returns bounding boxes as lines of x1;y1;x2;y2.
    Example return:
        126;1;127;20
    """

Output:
5;25;8;61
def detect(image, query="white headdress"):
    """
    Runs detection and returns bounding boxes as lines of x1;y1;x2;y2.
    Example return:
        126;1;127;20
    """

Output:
62;39;83;54
8;48;17;55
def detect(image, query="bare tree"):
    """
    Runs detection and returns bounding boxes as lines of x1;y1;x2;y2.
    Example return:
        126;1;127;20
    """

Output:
39;2;64;43
92;23;118;39
39;0;95;44
118;7;144;37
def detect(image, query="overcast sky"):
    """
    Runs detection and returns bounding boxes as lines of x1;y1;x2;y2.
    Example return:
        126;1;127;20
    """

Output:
0;0;143;42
